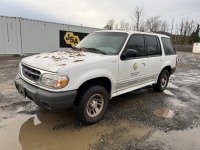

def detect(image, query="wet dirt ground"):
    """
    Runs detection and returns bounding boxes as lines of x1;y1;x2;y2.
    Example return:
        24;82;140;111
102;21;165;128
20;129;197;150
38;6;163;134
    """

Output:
0;51;200;150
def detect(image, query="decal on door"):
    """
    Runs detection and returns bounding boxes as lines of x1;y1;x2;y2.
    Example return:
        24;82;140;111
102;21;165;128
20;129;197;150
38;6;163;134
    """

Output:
131;63;139;77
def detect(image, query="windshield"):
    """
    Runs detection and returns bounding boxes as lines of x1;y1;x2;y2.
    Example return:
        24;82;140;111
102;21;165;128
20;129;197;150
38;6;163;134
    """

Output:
75;32;128;55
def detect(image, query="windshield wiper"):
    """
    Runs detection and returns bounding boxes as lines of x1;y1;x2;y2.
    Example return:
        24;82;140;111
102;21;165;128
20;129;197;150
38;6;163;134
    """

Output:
71;47;80;50
82;47;107;55
71;47;88;52
72;47;107;55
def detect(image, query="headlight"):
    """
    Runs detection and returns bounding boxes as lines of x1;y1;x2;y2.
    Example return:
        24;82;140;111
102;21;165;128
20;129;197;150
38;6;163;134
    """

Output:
40;73;69;88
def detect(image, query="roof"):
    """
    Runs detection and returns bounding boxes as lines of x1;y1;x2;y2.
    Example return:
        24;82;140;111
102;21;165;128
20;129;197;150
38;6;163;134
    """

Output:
95;30;170;38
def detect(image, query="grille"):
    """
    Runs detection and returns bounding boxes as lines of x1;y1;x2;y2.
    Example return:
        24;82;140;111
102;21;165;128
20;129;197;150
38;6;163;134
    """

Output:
22;65;41;82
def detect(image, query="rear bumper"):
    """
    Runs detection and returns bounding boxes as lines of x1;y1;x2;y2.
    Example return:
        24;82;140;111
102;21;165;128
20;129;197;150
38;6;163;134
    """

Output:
15;75;77;111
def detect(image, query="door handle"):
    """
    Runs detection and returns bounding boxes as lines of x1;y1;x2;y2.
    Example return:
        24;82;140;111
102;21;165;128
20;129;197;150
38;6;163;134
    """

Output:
160;58;163;61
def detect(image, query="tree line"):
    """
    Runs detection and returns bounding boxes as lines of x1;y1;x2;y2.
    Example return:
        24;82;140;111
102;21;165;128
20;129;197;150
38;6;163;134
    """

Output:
104;6;200;45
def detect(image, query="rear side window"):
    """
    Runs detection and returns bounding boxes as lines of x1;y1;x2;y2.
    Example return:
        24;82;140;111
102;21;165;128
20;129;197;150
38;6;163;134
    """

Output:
125;35;145;57
161;37;176;55
146;35;161;56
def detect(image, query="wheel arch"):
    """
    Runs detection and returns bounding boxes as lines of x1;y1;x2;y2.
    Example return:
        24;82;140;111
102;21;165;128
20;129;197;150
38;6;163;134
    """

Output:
160;66;171;76
74;77;112;105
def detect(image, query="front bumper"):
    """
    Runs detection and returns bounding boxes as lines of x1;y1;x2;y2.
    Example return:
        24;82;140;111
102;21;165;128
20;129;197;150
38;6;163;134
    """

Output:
15;75;77;111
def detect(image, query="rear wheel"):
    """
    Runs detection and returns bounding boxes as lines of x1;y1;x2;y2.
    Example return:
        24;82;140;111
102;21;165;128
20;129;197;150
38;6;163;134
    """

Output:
74;85;109;124
153;70;169;92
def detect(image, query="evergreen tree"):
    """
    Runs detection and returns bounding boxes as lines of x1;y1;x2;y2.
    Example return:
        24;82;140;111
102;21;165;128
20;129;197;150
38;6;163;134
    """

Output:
190;24;200;43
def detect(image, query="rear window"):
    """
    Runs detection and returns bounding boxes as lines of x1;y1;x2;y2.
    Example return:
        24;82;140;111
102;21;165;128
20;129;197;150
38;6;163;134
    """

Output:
161;37;176;55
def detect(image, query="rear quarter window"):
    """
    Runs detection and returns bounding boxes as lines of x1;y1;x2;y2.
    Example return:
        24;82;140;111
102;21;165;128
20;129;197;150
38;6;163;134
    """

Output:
161;37;176;55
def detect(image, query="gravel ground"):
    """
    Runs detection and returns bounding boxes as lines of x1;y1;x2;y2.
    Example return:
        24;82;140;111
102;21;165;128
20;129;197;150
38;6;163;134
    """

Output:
0;51;200;150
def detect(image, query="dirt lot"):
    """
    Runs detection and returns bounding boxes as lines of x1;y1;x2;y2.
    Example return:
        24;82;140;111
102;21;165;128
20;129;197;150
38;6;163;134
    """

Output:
0;51;200;150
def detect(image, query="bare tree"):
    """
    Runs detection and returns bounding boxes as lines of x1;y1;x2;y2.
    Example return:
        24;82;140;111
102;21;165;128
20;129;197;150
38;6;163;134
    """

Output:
170;18;174;35
146;16;162;32
130;6;144;31
139;22;146;32
104;19;115;30
160;20;169;32
119;20;131;30
173;18;198;44
188;19;194;36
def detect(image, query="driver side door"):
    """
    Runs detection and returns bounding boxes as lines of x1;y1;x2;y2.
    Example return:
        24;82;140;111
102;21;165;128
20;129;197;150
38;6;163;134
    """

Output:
117;34;146;95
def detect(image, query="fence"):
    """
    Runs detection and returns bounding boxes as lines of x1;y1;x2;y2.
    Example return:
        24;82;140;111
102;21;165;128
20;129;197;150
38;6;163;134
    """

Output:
174;45;193;52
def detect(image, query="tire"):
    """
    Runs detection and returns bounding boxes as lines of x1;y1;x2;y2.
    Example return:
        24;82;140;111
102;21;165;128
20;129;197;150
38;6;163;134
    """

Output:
74;85;109;125
153;70;169;92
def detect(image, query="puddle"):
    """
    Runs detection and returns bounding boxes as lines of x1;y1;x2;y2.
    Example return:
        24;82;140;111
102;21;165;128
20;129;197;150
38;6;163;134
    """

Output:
147;127;200;149
0;111;156;150
92;120;155;149
154;108;175;119
164;90;174;96
118;121;154;140
167;83;179;89
0;112;111;150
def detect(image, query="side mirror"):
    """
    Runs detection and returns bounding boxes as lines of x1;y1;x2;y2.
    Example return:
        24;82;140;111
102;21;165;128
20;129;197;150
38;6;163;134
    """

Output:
121;49;138;60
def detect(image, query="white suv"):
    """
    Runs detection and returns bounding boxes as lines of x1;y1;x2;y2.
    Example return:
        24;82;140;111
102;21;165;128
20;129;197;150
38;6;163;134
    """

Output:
15;30;177;124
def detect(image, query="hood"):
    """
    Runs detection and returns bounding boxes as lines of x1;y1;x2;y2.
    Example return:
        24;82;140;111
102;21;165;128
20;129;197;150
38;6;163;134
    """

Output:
22;49;106;72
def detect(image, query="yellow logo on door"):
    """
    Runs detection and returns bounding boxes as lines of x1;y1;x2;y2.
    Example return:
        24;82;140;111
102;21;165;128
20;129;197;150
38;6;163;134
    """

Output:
64;32;80;47
133;63;138;70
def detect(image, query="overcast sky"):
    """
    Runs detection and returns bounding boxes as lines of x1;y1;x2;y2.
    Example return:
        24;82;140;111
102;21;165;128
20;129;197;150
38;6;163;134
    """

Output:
0;0;199;28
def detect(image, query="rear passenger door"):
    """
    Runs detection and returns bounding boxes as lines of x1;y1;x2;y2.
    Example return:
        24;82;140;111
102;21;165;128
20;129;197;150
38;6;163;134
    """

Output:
144;35;163;84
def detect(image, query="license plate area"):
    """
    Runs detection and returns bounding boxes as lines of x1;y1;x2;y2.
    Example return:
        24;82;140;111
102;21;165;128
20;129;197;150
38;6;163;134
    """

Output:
18;84;26;98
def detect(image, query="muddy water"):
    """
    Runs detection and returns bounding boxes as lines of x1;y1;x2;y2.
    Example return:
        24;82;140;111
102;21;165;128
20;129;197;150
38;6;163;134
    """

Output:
154;108;175;119
0;112;111;150
115;121;154;142
0;112;155;150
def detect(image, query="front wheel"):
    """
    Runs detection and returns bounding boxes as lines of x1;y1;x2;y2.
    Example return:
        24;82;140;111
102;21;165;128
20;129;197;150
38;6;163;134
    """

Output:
153;70;169;92
74;85;109;125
